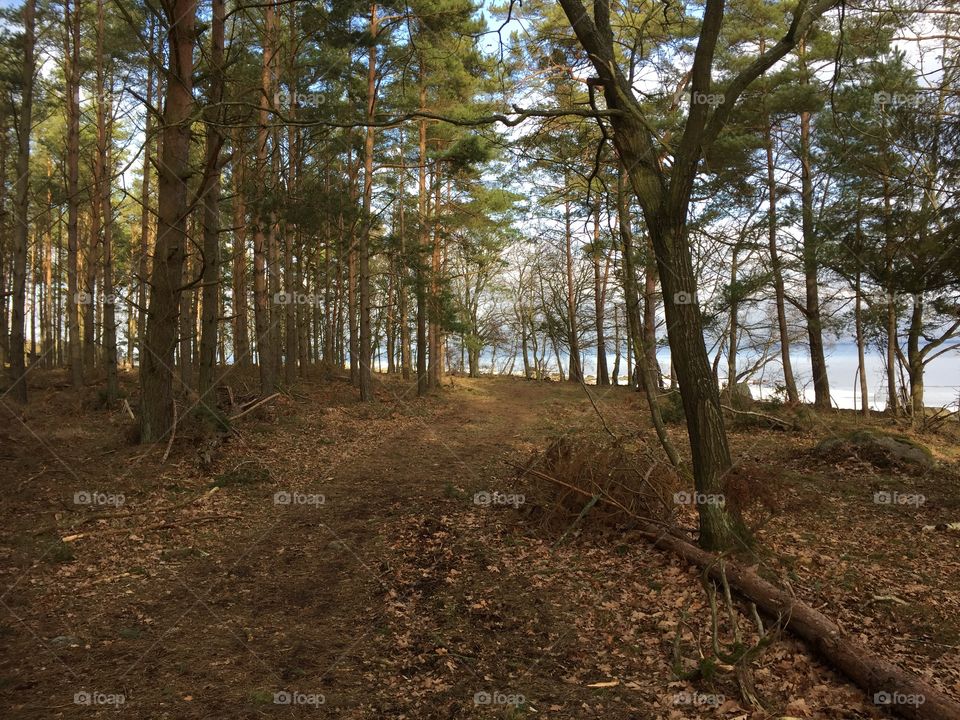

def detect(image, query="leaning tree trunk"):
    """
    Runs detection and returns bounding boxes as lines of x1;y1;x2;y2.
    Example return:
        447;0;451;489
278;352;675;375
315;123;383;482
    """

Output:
140;0;195;443
616;166;682;469
8;0;35;404
644;211;746;550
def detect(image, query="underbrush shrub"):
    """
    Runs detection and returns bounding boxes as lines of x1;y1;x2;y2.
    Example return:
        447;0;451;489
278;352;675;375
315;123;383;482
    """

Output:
657;392;685;425
722;463;782;528
520;437;682;531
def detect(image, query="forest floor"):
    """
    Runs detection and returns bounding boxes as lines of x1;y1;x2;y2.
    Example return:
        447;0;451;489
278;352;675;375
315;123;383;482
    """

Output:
1;370;958;719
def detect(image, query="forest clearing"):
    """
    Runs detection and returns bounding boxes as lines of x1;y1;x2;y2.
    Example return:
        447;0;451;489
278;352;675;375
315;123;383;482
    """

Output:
1;0;959;717
0;372;958;718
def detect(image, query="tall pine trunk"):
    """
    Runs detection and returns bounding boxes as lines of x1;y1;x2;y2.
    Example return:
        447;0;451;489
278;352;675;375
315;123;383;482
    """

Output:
358;3;378;401
764;117;799;403
563;193;582;383
140;0;195;442
8;0;35;403
592;202;609;386
198;0;225;399
798;43;830;409
251;1;277;394
65;0;83;387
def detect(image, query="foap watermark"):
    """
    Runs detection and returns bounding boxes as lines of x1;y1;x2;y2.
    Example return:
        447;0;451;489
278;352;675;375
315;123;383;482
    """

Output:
874;691;925;708
273;90;323;109
873;91;921;110
863;290;923;307
689;91;725;106
273;690;325;707
672;290;697;305
874;491;925;507
673;691;724;707
474;690;525;707
274;491;325;506
473;490;525;508
273;291;322;306
74;490;125;507
673;491;725;507
74;690;125;706
75;291;119;306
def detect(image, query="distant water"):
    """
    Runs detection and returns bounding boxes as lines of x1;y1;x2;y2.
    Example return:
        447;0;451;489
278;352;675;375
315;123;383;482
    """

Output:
462;341;959;410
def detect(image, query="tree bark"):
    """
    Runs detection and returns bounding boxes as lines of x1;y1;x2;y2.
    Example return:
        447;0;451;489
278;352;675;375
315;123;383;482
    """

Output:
198;0;225;400
416;78;429;396
8;0;35;403
617;167;682;469
94;0;118;403
64;0;83;387
251;1;277;395
137;17;156;369
764;116;800;403
231;130;250;366
140;0;196;443
358;3;378;401
799;103;830;409
592;202;609;386
563;192;582;383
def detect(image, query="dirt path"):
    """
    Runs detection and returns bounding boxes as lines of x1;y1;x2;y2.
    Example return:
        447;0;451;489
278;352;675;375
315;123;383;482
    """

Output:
2;374;950;719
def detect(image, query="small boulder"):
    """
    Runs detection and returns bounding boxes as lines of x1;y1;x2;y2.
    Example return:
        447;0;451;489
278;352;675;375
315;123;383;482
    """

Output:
814;429;934;469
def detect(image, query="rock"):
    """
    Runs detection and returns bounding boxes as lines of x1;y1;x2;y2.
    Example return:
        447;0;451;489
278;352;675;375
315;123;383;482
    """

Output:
814;429;934;469
721;381;754;406
50;635;80;647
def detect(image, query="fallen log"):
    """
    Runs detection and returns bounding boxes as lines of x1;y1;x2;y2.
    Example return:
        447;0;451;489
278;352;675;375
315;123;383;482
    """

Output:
629;519;960;720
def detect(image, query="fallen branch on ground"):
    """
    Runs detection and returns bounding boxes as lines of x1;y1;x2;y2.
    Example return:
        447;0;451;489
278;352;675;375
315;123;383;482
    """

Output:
624;519;960;720
721;404;794;430
230;393;280;420
34;488;222;536
61;513;241;542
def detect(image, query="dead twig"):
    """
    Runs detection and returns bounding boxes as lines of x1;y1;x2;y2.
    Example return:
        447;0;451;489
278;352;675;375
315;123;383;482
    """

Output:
230;392;280;420
61;512;241;542
721;404;793;430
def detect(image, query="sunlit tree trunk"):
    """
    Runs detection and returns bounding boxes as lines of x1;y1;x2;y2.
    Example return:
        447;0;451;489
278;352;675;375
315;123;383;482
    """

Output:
93;0;118;403
251;1;277;394
8;0;35;403
416;84;429;396
64;0;83;387
563;191;582;383
358;3;378;401
140;0;196;442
